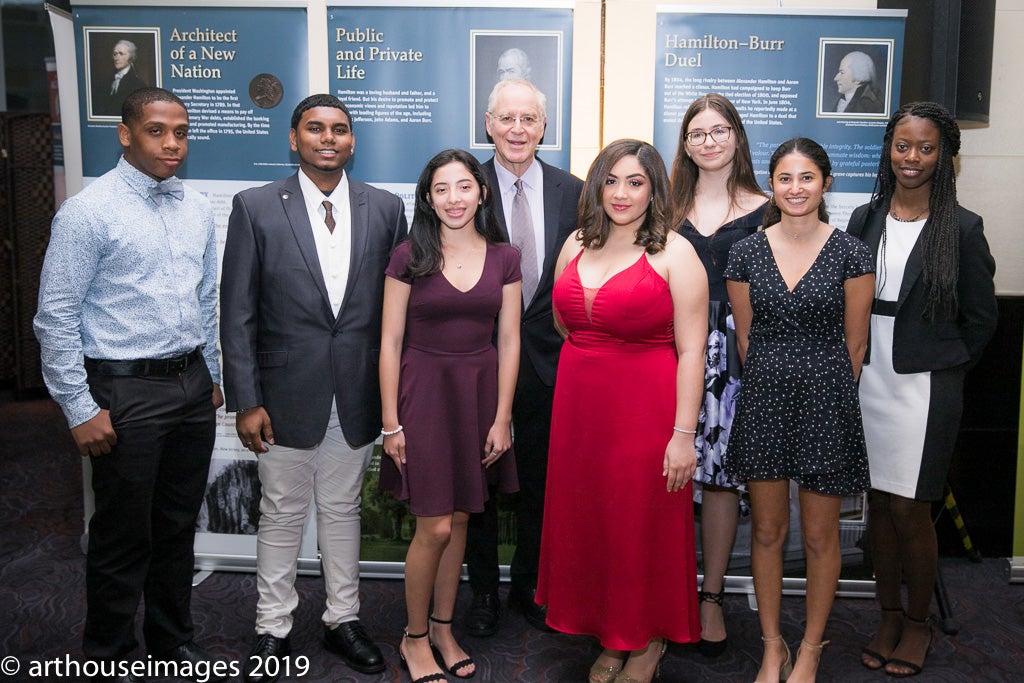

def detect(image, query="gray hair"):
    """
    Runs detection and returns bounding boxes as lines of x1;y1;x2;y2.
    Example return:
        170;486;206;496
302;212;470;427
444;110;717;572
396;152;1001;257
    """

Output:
486;78;547;120
497;47;531;81
114;39;137;62
842;51;876;84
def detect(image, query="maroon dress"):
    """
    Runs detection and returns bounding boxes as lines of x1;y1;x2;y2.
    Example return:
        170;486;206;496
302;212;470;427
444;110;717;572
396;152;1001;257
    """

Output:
379;240;521;516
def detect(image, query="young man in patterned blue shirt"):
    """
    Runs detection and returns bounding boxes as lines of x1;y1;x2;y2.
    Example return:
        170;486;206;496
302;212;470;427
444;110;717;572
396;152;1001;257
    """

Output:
34;87;227;683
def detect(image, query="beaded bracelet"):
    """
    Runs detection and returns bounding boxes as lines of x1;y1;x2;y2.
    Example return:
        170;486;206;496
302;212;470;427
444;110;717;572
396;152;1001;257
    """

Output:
381;425;404;436
672;426;697;435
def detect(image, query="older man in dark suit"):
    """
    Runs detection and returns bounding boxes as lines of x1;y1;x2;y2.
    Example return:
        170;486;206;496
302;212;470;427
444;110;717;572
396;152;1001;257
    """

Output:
462;78;584;636
220;94;407;683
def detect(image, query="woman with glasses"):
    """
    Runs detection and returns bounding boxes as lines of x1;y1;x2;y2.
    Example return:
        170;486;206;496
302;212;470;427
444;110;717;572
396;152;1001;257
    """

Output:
668;93;767;658
848;102;997;678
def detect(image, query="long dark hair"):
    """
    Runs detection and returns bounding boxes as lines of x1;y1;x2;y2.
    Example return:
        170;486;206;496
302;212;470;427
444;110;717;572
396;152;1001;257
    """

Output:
873;101;961;318
669;93;764;228
763;137;832;227
577;139;671;254
405;149;505;277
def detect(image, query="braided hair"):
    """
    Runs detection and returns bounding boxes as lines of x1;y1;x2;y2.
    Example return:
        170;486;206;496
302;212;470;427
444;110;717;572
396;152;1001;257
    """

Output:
873;101;962;318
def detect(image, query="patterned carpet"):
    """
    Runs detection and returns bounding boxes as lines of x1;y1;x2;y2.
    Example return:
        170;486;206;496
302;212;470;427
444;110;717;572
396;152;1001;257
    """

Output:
2;398;1022;682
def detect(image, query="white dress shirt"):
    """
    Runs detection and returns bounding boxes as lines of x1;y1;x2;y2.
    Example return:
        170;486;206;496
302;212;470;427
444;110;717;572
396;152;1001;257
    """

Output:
298;169;351;317
494;159;545;278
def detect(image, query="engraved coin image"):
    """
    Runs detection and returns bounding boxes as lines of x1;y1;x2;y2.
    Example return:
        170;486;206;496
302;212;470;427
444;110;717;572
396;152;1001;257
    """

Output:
249;73;283;109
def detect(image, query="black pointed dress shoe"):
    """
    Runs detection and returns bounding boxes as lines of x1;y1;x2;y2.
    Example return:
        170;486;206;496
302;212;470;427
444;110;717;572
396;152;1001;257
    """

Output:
324;620;386;674
463;590;500;637
243;633;291;683
153;641;230;682
508;586;554;632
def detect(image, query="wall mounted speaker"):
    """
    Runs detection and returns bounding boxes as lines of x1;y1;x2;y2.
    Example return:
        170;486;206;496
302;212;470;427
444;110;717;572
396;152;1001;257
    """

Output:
878;0;996;123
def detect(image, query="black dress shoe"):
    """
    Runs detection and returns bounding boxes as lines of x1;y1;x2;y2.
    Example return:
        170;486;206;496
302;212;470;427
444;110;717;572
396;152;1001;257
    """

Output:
153;641;230;682
508;586;553;632
243;633;291;683
324;620;385;674
463;590;500;637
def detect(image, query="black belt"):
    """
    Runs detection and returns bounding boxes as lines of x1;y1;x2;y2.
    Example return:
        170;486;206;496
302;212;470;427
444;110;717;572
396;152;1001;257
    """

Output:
85;347;203;377
872;300;898;317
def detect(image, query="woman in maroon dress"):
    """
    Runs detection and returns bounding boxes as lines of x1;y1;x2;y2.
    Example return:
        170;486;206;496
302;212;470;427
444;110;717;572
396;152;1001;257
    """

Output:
537;139;708;683
379;149;522;683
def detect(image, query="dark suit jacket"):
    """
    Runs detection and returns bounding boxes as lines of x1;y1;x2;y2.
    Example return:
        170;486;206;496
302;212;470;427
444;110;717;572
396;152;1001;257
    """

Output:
96;66;148;117
220;173;408;448
847;200;997;373
484;157;583;386
838;83;883;114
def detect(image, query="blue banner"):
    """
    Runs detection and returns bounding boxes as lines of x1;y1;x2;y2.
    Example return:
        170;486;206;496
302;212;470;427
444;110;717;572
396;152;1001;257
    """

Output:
74;5;308;181
327;4;573;184
654;9;904;204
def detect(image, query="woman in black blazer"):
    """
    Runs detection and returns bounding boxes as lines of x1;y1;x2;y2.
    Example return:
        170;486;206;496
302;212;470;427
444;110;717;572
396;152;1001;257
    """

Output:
847;102;998;678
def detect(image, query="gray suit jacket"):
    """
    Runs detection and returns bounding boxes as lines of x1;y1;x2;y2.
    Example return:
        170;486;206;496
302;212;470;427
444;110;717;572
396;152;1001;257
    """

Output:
220;172;407;448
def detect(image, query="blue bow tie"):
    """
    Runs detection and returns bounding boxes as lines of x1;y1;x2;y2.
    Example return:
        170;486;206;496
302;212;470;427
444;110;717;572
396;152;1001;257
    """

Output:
150;177;184;201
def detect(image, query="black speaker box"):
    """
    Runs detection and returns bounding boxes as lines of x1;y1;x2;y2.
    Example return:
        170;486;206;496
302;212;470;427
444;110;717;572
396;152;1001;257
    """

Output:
878;0;996;123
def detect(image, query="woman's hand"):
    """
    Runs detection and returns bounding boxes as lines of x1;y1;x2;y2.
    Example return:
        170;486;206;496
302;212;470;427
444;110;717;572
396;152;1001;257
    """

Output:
382;431;406;469
482;419;512;468
663;432;697;492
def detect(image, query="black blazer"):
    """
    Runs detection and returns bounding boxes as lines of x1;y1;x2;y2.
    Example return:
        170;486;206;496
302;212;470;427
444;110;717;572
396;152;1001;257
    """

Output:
847;200;997;373
838;83;883;114
483;157;583;387
220;173;408;448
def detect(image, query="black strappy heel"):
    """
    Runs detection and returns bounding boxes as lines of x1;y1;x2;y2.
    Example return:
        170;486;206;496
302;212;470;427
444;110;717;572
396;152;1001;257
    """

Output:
400;628;447;683
428;615;476;679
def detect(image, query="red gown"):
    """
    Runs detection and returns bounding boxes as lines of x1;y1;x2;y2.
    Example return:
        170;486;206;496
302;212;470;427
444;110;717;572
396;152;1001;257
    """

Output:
536;251;700;650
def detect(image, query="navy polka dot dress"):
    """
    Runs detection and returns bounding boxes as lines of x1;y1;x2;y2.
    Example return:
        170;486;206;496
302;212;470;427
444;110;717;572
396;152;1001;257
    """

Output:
723;229;874;495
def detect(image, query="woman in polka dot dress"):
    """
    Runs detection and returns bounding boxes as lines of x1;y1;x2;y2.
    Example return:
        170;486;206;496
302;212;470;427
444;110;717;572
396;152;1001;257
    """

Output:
723;137;875;683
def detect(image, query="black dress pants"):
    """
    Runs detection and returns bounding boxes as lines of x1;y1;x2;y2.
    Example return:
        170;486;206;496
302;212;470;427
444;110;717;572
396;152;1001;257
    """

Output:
82;360;216;660
466;350;554;594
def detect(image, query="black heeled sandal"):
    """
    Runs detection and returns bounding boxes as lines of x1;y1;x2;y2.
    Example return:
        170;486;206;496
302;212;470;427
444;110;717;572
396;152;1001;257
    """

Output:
885;616;932;678
400;628;447;683
697;587;728;657
861;607;903;670
428;615;476;679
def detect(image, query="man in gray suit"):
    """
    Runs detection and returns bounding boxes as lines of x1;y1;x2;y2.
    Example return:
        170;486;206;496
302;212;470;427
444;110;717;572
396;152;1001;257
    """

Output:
220;94;407;683
463;78;583;636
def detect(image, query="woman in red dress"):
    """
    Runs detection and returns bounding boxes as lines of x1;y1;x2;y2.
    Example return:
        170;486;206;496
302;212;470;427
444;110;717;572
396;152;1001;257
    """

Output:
537;139;708;683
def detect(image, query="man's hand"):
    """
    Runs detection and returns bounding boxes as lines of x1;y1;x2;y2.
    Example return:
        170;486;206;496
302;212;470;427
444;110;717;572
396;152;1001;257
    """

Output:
236;407;274;454
212;384;224;409
70;410;118;457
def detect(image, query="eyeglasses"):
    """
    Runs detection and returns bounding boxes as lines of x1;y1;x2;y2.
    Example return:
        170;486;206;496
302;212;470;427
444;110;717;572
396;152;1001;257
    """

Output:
490;113;542;129
685;126;733;146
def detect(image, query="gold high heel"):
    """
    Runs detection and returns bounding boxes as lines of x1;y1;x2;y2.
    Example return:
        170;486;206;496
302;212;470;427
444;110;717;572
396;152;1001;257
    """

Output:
613;639;666;683
756;635;792;683
795;639;829;681
589;649;627;683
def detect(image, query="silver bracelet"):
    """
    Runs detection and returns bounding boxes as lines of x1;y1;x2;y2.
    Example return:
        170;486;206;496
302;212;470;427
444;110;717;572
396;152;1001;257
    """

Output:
381;425;404;436
672;426;697;435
